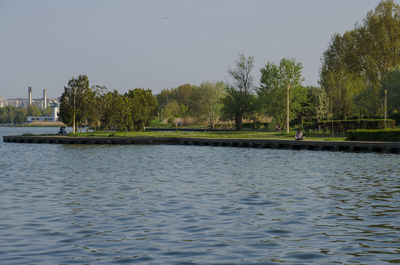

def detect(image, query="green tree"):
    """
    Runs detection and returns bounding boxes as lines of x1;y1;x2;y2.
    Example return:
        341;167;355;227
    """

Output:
190;81;226;128
381;65;400;113
4;106;16;124
174;84;193;106
42;107;52;117
59;75;96;133
356;0;400;87
320;0;400;118
354;85;382;117
165;100;180;123
91;85;109;130
27;105;41;117
156;89;174;121
0;107;7;124
14;108;27;124
0;106;28;124
156;84;195;125
257;58;306;132
125;88;158;131
174;84;195;125
222;54;257;130
99;90;127;131
315;87;329;123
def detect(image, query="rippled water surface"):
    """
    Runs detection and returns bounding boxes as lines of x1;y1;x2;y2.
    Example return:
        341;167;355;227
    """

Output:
0;127;399;264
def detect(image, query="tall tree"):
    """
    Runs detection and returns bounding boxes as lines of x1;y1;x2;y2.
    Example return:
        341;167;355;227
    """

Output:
257;58;306;132
320;0;400;118
59;75;96;133
156;84;195;125
174;84;195;125
381;65;400;113
156;89;174;121
190;81;226;128
315;87;329;124
125;88;158;131
222;54;256;130
99;90;128;131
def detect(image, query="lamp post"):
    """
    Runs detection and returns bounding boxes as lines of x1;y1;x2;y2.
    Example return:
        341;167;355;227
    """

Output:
73;87;76;134
331;99;334;138
384;89;388;129
286;85;290;134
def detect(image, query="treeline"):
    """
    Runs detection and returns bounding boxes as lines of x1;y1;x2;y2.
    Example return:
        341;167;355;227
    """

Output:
153;56;329;131
0;105;51;124
153;55;328;131
59;75;157;132
321;0;400;119
156;82;226;128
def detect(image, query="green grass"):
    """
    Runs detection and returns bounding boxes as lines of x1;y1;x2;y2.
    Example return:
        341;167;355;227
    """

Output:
22;133;35;136
7;124;62;127
71;130;346;141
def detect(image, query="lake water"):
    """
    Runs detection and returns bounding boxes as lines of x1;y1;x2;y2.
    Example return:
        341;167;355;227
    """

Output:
0;127;399;265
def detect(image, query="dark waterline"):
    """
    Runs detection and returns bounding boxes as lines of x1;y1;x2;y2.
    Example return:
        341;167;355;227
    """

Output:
0;127;399;264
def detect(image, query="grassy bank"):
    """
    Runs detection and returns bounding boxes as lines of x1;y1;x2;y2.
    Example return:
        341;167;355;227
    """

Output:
70;130;345;141
2;121;65;127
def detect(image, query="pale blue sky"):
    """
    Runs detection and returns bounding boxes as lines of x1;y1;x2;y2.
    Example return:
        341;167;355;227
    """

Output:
0;0;384;99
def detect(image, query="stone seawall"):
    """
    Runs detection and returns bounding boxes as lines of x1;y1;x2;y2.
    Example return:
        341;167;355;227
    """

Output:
3;135;400;153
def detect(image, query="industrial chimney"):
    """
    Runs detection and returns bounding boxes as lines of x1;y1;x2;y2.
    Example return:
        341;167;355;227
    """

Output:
43;89;47;109
28;87;32;107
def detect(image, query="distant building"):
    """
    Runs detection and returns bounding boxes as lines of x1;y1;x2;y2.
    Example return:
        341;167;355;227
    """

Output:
28;86;32;106
0;96;5;107
7;98;27;108
27;116;54;122
43;89;47;109
1;87;58;109
49;102;59;121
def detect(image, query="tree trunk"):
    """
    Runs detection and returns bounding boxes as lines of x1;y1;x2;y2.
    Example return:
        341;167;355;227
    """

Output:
209;113;215;129
73;111;76;134
286;85;290;134
235;113;242;131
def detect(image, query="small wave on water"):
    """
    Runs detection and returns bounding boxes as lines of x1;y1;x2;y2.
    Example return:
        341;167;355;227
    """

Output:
0;127;399;264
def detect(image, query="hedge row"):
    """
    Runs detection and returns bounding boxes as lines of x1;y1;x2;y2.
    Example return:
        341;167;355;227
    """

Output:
346;129;400;142
242;122;268;129
304;119;395;134
346;114;400;125
389;113;400;125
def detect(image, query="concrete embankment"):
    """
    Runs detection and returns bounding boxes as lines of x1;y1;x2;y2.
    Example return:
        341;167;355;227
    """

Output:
3;135;400;153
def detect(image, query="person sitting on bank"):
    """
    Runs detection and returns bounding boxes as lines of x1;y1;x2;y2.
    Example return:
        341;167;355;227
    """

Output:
295;129;304;140
58;126;67;135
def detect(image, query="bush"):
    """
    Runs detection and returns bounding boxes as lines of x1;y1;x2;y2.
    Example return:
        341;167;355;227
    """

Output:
167;117;175;125
241;122;269;129
304;119;395;135
346;129;400;141
213;123;232;129
148;119;172;128
389;113;400;126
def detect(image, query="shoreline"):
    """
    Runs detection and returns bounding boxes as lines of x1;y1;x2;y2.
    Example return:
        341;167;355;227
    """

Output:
3;135;400;153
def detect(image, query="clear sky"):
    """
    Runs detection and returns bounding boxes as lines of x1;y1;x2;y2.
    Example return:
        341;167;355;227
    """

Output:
0;0;384;99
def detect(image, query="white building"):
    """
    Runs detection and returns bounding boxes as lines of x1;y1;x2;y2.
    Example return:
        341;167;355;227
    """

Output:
1;87;58;110
49;102;59;121
7;98;27;108
0;96;5;107
27;116;54;122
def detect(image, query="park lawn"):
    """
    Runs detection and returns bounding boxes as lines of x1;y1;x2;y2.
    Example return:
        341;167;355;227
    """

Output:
71;130;346;141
